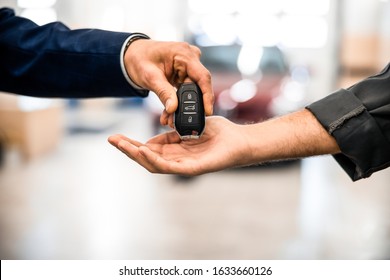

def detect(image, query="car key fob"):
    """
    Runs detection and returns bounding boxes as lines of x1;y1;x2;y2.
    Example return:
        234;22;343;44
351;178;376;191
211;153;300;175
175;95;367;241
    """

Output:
174;82;205;140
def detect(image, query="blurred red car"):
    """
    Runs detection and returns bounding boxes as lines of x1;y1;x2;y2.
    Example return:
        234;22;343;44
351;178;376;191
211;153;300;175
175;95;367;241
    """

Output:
198;44;306;124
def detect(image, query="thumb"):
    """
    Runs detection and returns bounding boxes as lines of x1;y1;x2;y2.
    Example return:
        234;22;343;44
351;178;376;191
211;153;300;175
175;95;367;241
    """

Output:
153;81;178;114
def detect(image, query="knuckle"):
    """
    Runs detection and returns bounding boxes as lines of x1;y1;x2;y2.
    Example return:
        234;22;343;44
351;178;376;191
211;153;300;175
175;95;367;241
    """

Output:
157;88;171;100
190;45;201;57
176;42;200;59
179;41;191;50
203;69;212;81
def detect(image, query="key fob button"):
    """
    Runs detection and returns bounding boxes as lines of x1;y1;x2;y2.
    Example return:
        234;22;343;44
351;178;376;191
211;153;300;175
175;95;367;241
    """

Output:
183;91;198;102
182;114;198;125
183;103;197;113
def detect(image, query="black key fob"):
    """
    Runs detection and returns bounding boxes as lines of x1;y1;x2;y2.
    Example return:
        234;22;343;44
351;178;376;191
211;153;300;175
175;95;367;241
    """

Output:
174;82;205;140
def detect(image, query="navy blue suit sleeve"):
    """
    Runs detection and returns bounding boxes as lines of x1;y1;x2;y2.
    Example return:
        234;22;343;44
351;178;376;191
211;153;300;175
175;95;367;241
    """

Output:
0;8;148;98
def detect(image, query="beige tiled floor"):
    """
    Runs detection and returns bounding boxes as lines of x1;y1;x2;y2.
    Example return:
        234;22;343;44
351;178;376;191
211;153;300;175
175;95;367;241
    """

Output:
0;107;389;259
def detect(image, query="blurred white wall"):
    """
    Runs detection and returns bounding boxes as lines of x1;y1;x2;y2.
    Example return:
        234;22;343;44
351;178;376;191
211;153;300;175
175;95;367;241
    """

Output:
56;0;187;41
342;0;381;35
282;0;340;102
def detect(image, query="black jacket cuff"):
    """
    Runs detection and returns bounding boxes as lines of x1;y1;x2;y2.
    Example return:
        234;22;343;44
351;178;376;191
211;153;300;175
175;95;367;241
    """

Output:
307;88;390;181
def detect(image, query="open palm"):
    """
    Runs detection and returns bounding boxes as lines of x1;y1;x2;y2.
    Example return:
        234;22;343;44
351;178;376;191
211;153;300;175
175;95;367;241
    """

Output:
108;116;248;176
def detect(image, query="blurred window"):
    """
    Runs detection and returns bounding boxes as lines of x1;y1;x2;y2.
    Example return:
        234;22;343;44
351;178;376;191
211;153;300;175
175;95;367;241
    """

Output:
188;0;330;49
199;45;288;75
199;45;241;72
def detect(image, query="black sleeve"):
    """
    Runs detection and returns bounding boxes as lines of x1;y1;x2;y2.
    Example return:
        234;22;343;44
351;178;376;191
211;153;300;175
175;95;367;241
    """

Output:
306;63;390;181
0;7;148;98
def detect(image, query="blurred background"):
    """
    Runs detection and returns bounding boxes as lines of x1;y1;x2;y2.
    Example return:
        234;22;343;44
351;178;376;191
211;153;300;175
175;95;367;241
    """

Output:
0;0;390;259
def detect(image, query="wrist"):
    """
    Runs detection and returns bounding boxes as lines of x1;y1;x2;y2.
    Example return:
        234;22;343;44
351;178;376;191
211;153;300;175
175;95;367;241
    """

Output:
236;123;265;166
240;123;267;165
120;33;150;90
243;109;341;166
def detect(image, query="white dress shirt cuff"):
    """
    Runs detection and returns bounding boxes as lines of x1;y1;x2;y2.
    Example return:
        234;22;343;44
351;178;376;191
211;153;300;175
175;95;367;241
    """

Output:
120;33;150;91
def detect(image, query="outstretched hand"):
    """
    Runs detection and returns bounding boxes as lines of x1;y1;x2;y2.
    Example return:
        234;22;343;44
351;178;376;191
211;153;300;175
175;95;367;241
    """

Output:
108;117;250;176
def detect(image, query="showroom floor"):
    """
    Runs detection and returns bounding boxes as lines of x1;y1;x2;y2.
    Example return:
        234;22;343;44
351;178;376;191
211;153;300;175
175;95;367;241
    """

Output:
0;106;389;259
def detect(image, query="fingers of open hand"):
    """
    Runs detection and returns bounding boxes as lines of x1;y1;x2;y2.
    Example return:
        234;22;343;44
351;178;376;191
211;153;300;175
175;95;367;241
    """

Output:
120;143;184;175
110;137;159;173
138;146;176;174
108;135;142;159
108;134;143;148
118;141;140;162
108;134;177;174
139;146;196;175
